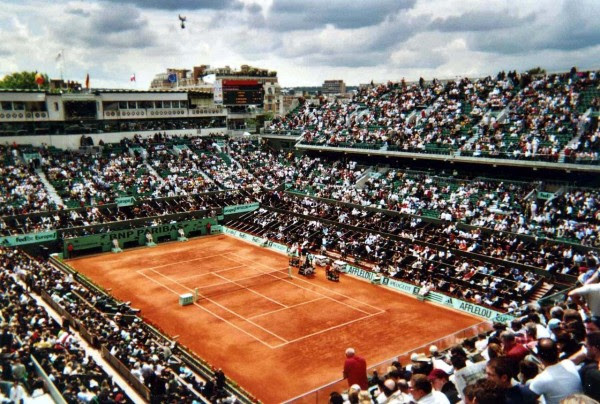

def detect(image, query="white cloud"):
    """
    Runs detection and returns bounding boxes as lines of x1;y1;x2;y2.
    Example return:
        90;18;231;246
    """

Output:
0;0;598;88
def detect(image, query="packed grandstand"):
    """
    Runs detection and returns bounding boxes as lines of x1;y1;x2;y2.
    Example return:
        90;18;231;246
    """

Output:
0;68;599;404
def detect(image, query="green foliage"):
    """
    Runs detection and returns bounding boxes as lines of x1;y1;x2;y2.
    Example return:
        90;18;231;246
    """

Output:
0;71;50;90
526;67;546;75
261;111;275;121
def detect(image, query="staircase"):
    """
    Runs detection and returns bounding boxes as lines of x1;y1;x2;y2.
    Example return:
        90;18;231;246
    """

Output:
36;169;64;207
495;107;509;122
528;281;554;303
558;108;592;163
198;168;221;190
461;125;483;154
145;163;166;184
228;155;242;170
355;168;375;189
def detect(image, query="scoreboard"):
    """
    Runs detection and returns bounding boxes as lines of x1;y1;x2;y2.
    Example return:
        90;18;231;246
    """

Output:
214;79;264;106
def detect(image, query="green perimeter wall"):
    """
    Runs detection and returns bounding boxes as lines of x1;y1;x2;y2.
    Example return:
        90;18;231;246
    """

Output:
64;217;220;256
222;226;513;323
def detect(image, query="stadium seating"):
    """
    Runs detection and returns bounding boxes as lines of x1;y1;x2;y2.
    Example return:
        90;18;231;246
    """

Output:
2;69;600;403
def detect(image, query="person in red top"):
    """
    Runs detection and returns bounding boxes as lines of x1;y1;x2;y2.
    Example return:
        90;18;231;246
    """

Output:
343;348;368;390
501;330;530;375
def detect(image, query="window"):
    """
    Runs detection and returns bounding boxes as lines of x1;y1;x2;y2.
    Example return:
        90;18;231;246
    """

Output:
1;102;12;111
13;102;25;110
103;101;119;111
154;101;162;109
119;101;128;110
128;101;137;109
26;101;46;112
163;101;172;108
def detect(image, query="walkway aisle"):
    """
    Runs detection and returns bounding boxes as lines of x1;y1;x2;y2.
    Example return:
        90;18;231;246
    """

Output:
28;291;147;403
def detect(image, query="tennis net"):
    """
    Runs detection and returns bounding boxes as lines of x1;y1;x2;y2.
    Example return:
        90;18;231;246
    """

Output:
193;269;290;301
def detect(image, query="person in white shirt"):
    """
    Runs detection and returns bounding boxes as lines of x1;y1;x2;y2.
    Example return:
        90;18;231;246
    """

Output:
429;345;454;375
410;374;450;404
527;338;582;404
374;379;404;404
569;283;600;317
10;380;26;404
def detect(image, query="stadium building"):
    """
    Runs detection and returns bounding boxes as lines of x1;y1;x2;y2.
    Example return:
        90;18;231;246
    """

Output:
0;67;599;403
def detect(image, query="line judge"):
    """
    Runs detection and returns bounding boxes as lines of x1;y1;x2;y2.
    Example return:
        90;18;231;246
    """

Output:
343;347;368;390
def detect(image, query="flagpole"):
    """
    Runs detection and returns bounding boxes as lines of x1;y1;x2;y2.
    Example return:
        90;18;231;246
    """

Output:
56;49;65;81
60;49;64;81
130;74;137;89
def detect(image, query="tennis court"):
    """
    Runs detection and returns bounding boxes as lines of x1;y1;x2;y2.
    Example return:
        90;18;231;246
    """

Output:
67;234;481;403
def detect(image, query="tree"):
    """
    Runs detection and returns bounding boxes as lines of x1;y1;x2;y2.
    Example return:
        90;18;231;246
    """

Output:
0;71;50;90
526;67;546;76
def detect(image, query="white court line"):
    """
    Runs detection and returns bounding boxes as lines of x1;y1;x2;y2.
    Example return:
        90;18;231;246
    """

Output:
137;270;277;348
151;268;290;293
174;264;246;281
225;252;373;315
211;272;288;309
271;312;385;348
144;252;240;271
147;268;289;344
140;249;385;349
225;252;385;316
247;297;326;320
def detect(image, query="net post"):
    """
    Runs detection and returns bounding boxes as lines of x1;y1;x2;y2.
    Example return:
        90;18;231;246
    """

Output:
194;287;199;302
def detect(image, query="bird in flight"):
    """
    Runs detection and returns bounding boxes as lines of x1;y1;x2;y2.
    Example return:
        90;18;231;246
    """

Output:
179;14;187;29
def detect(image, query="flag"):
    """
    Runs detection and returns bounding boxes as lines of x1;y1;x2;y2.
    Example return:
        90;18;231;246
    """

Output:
130;74;136;82
35;73;45;86
56;51;63;62
85;73;90;89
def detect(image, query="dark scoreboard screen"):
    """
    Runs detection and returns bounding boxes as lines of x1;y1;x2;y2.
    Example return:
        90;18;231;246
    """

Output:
222;80;264;106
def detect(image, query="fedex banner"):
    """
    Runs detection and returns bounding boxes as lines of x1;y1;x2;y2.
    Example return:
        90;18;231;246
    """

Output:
0;231;57;246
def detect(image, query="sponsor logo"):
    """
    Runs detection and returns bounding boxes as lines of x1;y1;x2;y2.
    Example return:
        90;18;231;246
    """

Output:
345;266;375;280
0;231;57;246
223;203;260;215
381;277;416;293
223;227;287;253
345;270;513;322
457;302;494;319
492;314;514;322
115;196;136;207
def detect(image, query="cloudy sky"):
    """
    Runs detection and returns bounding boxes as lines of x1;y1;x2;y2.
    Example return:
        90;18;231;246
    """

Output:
1;0;598;88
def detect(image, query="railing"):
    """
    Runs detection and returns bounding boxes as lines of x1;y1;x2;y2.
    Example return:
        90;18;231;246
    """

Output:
101;346;152;402
41;290;79;331
283;320;492;403
295;142;600;172
538;285;576;308
30;354;68;404
78;321;98;347
49;255;257;404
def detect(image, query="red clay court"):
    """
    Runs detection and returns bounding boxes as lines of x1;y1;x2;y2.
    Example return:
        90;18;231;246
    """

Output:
67;234;481;403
